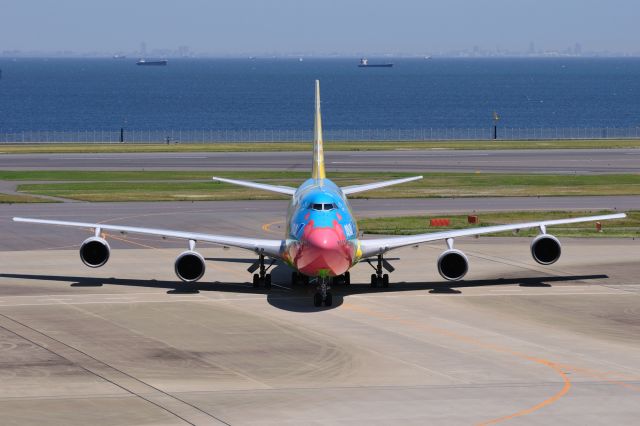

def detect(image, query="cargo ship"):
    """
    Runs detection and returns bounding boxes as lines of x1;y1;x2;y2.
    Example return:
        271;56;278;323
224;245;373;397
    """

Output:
136;59;168;66
358;58;393;68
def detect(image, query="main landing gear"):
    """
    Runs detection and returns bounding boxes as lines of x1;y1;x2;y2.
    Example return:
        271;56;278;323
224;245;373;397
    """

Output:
368;254;393;288
314;277;333;307
251;254;274;290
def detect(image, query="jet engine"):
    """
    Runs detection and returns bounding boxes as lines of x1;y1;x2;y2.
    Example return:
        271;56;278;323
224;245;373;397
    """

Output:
530;234;561;265
79;237;111;268
175;251;206;282
437;249;469;281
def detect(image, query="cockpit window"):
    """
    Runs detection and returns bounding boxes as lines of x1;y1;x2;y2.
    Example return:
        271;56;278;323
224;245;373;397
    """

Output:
311;203;337;211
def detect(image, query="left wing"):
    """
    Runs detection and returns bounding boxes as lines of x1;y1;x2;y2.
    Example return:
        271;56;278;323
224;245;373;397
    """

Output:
342;176;423;195
13;217;285;258
359;213;626;258
212;177;296;196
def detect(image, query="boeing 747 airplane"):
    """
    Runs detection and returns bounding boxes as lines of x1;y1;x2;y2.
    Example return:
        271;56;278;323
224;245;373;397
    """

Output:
14;81;626;306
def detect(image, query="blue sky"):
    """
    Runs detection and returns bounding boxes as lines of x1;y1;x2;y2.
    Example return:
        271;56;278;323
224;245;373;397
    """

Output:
2;0;638;55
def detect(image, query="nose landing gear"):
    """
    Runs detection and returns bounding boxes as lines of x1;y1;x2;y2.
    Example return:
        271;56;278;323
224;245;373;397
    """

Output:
314;277;333;307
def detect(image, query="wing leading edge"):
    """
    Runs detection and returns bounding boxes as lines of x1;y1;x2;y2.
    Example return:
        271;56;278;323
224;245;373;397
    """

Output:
13;217;285;258
342;176;423;195
212;177;296;196
359;213;626;258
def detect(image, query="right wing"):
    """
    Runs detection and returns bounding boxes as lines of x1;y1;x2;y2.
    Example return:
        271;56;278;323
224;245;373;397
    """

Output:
13;217;285;258
359;213;626;258
212;177;296;196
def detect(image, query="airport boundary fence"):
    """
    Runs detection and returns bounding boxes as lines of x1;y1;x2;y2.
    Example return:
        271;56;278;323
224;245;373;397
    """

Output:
1;127;640;143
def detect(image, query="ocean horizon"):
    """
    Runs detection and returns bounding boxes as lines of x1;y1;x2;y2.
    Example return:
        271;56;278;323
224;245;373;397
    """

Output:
0;57;639;132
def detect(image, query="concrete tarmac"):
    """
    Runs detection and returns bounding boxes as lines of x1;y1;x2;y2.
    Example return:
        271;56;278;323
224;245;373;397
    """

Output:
0;238;638;425
2;149;640;173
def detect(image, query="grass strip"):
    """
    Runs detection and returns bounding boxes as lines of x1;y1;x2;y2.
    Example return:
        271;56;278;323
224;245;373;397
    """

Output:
0;193;57;203
13;172;640;202
359;210;639;238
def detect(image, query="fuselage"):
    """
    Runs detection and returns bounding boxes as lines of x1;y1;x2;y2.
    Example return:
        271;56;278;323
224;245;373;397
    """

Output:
283;178;361;278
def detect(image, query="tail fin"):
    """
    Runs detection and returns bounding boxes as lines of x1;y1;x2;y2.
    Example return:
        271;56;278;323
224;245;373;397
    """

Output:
312;80;326;179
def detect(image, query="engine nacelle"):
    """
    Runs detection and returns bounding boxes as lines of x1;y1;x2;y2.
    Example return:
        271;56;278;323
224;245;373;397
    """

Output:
437;249;469;281
531;234;562;265
175;251;206;282
80;237;111;268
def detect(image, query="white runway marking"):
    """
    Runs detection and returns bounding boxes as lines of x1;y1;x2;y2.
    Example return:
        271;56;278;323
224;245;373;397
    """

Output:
52;156;209;160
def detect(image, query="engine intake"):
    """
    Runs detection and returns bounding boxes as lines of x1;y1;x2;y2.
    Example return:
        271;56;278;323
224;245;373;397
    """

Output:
175;251;205;282
80;237;110;268
437;249;469;281
531;234;562;265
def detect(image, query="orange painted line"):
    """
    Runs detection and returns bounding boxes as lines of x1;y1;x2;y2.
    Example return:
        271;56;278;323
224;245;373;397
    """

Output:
477;359;571;426
261;220;284;235
342;303;573;425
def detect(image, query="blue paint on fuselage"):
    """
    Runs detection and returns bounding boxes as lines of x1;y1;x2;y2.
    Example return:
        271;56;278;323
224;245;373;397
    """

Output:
286;178;357;241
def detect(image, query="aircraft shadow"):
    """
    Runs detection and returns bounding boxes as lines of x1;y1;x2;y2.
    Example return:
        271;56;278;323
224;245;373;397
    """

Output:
0;267;608;312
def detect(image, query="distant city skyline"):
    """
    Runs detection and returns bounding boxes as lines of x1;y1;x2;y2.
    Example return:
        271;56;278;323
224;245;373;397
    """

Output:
2;0;639;57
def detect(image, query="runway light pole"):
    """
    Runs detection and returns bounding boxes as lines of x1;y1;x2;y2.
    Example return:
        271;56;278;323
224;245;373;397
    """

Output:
120;118;127;143
492;111;500;140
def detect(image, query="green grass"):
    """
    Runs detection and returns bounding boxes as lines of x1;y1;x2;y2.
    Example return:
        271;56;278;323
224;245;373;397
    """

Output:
0;193;58;203
13;171;640;202
1;139;640;154
359;211;639;238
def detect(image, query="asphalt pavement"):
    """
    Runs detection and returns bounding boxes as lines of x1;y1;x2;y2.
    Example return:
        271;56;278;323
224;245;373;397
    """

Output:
1;149;640;173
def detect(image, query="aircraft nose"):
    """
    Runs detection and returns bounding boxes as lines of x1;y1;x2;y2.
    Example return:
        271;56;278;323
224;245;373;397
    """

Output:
294;227;352;277
307;227;340;249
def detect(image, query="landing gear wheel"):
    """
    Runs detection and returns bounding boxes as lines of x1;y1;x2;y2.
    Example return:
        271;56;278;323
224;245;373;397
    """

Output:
264;274;272;290
252;273;260;288
324;292;333;307
370;274;378;288
314;292;323;307
344;272;351;286
383;274;389;288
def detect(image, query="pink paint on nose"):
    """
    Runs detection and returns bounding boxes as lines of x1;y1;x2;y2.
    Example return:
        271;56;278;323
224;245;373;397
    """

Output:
307;227;339;250
294;226;353;277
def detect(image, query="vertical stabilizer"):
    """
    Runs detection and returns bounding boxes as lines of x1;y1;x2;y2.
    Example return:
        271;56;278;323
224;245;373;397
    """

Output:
312;80;326;179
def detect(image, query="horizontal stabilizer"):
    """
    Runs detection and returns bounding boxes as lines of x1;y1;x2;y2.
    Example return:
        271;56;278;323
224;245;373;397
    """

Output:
341;176;423;195
212;177;296;196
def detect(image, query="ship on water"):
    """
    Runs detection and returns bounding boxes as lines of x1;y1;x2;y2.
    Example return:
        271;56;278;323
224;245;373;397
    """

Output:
358;58;393;68
136;58;168;66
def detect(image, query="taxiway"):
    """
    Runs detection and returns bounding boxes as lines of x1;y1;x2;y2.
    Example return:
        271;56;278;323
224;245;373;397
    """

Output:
0;238;638;425
1;149;639;173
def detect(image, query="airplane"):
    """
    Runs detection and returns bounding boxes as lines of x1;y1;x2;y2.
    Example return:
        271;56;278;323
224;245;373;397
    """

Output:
14;80;626;307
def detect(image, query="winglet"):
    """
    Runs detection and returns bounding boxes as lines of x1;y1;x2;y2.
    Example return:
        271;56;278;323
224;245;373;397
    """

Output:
312;80;326;179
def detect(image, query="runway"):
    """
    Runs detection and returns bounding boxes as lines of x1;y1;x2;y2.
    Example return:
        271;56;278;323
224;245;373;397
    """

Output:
0;238;638;425
0;197;636;251
2;148;640;173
